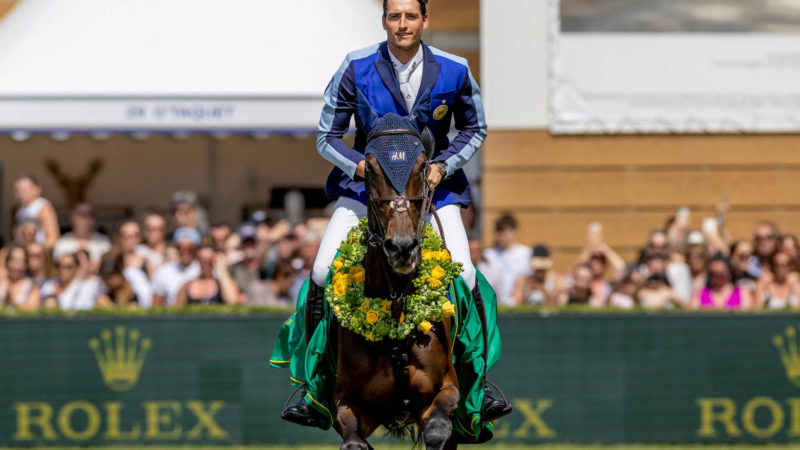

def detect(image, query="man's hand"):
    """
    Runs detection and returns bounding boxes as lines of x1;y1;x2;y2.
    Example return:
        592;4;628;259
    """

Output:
427;163;443;188
356;160;366;178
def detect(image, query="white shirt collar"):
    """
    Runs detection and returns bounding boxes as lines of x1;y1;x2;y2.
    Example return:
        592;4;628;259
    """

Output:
388;44;424;72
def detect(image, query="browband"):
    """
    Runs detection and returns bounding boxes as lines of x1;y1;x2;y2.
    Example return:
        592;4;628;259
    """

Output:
366;128;421;144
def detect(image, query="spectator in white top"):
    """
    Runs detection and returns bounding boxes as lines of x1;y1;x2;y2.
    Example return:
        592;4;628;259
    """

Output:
482;214;532;307
141;213;168;277
53;203;111;268
113;221;153;307
41;252;103;310
151;227;201;306
14;173;60;249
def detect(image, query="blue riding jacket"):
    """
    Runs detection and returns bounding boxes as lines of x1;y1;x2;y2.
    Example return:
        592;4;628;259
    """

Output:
316;41;487;208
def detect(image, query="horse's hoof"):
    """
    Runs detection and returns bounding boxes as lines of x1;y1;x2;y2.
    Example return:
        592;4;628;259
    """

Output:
423;414;452;450
340;440;369;450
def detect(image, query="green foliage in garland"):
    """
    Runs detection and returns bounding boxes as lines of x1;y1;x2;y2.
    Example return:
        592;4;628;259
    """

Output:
324;218;462;342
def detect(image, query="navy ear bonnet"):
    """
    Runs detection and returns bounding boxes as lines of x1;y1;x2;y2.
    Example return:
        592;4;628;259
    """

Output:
365;113;424;194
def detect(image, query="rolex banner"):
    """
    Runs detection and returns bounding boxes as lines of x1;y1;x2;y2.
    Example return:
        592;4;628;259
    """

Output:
3;314;800;445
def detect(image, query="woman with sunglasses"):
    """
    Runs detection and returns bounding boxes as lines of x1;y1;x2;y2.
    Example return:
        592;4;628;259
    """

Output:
690;253;753;310
0;245;40;310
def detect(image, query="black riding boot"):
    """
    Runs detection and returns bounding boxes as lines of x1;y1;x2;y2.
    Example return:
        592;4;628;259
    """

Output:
472;284;513;422
281;280;327;427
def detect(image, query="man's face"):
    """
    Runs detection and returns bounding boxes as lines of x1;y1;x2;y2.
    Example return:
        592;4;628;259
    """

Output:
494;228;516;250
71;205;94;233
210;225;230;251
176;240;197;266
144;215;166;246
120;223;141;253
382;0;428;54
753;224;778;257
174;203;197;228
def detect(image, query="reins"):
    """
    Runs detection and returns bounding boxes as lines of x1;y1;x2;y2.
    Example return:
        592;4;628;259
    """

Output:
365;127;447;252
361;127;453;413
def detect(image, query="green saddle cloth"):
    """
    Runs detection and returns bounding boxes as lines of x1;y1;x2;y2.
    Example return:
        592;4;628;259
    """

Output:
269;270;501;443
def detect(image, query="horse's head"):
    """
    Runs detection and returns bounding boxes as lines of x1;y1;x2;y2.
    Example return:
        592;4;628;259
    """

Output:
365;113;435;275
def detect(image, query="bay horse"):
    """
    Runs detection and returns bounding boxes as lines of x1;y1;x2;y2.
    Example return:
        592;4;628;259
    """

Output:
333;114;459;450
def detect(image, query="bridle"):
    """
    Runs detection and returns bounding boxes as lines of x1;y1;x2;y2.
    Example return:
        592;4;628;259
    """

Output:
364;128;440;254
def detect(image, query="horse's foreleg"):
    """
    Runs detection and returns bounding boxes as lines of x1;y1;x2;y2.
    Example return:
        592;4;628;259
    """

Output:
420;369;459;450
336;402;376;450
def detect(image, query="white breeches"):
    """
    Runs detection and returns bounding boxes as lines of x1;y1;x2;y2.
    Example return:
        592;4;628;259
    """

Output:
311;197;476;289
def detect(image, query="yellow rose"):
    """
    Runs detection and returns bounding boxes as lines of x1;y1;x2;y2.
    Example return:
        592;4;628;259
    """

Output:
380;300;392;314
439;249;451;261
418;320;433;334
421;250;434;260
431;265;446;280
364;332;375;342
349;267;365;284
428;277;443;289
442;301;455;317
332;257;344;271
333;272;349;285
358;299;371;313
333;279;348;297
366;310;380;325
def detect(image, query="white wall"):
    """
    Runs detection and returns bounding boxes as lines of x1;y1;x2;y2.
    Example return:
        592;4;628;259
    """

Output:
480;0;549;129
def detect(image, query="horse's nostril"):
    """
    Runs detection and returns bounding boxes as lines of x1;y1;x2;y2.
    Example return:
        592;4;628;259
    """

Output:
383;238;399;256
384;236;417;259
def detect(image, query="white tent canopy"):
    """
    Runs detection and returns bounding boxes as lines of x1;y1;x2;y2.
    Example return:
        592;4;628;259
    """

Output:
0;0;385;132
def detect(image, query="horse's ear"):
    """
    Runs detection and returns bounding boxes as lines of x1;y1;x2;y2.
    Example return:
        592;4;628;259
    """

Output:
420;127;435;160
355;88;380;132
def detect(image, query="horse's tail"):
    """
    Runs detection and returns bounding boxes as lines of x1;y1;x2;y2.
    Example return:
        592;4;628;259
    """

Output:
385;422;422;447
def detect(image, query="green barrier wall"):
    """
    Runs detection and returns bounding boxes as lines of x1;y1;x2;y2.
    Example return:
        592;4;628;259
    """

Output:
3;313;800;446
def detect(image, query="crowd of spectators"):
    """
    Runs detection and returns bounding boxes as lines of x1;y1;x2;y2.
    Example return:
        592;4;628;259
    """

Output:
0;174;321;311
2;172;798;312
479;203;800;310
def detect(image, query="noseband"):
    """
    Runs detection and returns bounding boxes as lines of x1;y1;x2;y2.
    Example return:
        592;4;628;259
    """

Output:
365;128;437;251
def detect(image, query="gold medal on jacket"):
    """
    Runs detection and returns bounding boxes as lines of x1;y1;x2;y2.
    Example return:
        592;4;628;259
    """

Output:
433;101;448;120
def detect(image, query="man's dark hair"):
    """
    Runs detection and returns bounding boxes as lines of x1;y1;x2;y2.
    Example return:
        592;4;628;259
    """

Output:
495;214;518;232
383;0;427;16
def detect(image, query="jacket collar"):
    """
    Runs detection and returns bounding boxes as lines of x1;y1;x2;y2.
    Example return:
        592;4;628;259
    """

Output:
374;42;441;115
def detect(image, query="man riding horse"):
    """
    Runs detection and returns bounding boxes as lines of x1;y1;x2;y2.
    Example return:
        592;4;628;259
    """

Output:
274;0;511;430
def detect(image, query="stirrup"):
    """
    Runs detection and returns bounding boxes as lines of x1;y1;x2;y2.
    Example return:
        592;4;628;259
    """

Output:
481;378;512;422
281;383;307;413
280;383;327;427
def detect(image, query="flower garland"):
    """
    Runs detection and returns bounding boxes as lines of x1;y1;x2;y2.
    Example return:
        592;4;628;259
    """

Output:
325;218;462;342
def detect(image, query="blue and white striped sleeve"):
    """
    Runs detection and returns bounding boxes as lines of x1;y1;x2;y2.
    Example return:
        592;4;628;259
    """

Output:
432;64;487;178
316;58;364;179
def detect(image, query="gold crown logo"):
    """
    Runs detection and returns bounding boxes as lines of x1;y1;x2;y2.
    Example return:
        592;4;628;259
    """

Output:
773;325;800;387
88;326;151;392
